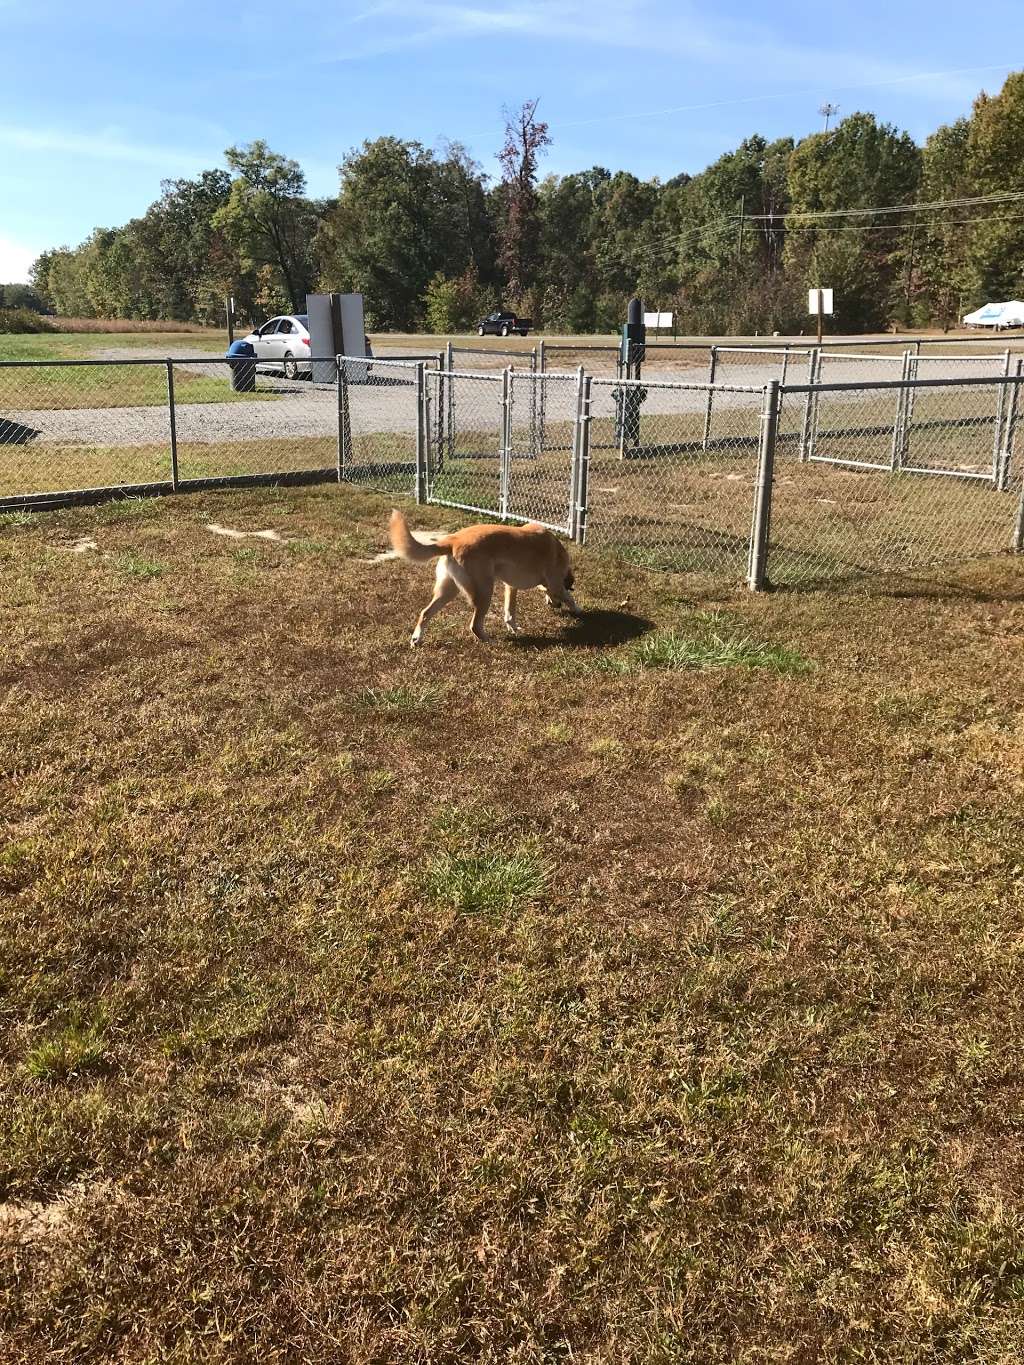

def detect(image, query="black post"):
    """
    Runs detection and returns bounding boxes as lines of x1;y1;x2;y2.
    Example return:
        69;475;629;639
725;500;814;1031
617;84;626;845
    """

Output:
226;296;235;346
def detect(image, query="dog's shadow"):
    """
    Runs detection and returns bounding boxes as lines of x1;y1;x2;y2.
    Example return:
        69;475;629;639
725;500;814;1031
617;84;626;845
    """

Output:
510;607;655;651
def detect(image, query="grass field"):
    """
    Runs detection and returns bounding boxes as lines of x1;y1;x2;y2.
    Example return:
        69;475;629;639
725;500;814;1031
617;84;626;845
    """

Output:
2;484;1024;1361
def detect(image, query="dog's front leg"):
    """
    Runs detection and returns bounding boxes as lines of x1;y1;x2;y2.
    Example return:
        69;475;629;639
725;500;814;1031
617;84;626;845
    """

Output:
503;585;520;635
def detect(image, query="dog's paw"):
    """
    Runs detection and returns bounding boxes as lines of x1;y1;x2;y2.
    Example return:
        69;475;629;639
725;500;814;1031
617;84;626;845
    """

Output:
504;621;520;635
409;634;421;648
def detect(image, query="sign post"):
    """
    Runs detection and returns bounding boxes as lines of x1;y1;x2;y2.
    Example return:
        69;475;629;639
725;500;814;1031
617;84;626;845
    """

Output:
808;288;834;345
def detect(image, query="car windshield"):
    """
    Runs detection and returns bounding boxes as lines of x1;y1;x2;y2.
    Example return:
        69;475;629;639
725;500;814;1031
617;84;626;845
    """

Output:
296;314;308;325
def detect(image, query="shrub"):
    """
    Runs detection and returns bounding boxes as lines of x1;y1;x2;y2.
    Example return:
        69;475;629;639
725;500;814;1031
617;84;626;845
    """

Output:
0;307;57;334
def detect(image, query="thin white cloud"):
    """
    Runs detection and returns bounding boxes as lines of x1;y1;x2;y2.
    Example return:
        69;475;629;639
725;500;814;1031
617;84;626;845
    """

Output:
0;236;39;283
306;0;1004;109
0;124;217;169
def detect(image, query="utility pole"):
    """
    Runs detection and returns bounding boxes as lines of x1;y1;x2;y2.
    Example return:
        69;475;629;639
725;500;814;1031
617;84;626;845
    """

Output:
819;102;839;133
736;195;746;262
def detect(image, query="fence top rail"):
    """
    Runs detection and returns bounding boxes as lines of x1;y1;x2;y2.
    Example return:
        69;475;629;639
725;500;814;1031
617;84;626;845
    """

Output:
449;345;534;357
341;354;418;366
715;346;814;356
542;343;620;352
428;367;504;382
648;334;1024;353
0;354;354;368
784;373;1024;394
819;351;909;362
591;374;767;395
913;353;1012;363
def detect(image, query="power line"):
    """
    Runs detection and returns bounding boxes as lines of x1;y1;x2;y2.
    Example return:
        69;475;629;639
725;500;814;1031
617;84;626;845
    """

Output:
742;191;1024;222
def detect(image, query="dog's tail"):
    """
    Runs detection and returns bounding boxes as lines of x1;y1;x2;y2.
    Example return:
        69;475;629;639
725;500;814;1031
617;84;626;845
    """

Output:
388;508;451;563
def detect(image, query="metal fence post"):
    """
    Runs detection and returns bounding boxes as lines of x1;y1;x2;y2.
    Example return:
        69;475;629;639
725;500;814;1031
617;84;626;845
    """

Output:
702;345;718;450
799;349;820;462
445;340;455;469
414;362;427;504
890;350;913;471
336;356;350;481
992;348;1013;485
1014;454;1024;551
998;358;1023;493
500;366;511;520
569;364;585;539
529;346;538;458
435;350;445;459
747;380;780;592
537;337;547;455
902;348;919;461
165;359;179;491
576;374;592;545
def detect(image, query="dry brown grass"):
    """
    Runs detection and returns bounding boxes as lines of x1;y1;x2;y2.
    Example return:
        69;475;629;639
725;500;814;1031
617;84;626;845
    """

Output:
50;318;225;335
2;485;1024;1361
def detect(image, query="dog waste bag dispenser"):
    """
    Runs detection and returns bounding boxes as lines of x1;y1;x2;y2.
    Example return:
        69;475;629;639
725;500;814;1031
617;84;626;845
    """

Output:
306;293;366;384
617;298;647;452
621;296;646;371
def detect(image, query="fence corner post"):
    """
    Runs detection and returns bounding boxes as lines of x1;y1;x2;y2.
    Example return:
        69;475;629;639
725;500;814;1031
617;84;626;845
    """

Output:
702;345;718;451
336;354;350;483
575;372;592;545
414;361;427;504
799;348;820;462
166;358;179;491
499;366;511;520
748;380;780;591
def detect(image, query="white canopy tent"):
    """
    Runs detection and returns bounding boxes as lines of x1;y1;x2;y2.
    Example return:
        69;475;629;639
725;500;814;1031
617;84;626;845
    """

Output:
962;301;1024;328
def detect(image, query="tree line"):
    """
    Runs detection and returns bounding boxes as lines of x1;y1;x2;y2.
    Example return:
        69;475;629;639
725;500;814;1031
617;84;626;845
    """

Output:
24;74;1024;335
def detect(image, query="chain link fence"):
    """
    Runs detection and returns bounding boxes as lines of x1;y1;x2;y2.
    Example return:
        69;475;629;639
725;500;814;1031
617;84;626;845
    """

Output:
583;375;767;578
4;351;1024;593
767;377;1024;586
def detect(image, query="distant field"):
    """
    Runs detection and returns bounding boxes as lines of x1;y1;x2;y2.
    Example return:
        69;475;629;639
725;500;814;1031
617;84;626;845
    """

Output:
0;331;227;362
2;483;1024;1361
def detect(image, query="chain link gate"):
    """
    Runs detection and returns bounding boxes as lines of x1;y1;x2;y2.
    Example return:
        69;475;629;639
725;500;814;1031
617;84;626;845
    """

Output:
423;366;582;535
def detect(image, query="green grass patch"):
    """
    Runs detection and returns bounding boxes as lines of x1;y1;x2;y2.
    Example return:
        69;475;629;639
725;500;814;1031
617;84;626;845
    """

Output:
115;551;165;578
422;848;547;915
25;1017;107;1082
355;683;444;713
600;625;811;675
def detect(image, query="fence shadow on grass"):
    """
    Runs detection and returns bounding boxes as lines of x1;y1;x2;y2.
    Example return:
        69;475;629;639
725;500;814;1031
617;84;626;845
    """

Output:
510;607;655;651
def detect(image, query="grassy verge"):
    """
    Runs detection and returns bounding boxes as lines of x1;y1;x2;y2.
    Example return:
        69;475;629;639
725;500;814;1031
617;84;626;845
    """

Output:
0;331;227;362
2;485;1024;1360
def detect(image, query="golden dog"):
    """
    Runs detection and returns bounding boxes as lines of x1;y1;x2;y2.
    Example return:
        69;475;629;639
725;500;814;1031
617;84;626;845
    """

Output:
388;509;580;645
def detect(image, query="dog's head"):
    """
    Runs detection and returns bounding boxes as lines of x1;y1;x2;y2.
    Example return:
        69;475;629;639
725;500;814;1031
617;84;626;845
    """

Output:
547;544;581;616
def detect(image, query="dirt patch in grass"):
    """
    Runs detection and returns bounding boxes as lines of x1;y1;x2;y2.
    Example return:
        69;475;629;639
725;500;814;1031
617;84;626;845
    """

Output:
2;484;1024;1360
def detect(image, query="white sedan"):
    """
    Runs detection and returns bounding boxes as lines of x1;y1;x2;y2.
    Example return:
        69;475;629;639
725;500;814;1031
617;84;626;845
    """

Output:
243;314;312;379
242;314;373;380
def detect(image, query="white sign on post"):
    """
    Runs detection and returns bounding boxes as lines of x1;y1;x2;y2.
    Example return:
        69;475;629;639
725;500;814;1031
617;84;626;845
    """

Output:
808;288;834;316
643;311;674;330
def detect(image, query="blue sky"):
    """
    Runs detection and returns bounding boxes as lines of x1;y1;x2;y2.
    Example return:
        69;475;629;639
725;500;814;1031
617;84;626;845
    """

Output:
1;0;1022;281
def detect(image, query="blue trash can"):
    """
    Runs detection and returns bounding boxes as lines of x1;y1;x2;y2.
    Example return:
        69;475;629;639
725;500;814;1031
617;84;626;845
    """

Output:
226;339;257;393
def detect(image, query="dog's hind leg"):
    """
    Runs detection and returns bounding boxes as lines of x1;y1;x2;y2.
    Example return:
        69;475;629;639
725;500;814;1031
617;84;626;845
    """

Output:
411;561;458;647
469;581;494;643
503;585;519;635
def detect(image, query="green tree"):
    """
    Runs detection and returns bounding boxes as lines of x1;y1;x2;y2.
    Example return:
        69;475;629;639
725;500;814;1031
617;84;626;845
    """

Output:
962;73;1024;306
320;138;495;330
214;141;322;313
495;100;551;302
784;113;921;330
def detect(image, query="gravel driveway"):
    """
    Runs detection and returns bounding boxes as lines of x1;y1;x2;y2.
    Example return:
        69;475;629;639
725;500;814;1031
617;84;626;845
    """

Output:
3;352;1008;449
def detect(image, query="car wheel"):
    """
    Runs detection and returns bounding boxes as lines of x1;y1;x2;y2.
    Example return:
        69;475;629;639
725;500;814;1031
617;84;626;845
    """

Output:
283;353;297;380
478;326;485;336
501;326;509;337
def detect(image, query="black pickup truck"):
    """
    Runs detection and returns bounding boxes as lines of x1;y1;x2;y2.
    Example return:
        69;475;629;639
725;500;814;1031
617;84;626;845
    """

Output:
477;310;532;337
